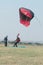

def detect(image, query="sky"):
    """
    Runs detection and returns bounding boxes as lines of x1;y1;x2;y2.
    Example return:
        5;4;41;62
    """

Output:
0;0;43;42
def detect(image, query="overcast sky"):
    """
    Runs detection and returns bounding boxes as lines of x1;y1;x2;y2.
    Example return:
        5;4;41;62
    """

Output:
0;0;43;42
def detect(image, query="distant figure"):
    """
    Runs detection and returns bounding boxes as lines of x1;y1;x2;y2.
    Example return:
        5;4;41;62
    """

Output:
4;36;8;47
13;33;20;47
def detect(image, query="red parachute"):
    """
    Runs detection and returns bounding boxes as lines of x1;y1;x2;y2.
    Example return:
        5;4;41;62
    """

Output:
19;7;34;27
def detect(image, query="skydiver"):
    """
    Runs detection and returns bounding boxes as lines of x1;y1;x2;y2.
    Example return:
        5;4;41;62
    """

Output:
13;33;20;47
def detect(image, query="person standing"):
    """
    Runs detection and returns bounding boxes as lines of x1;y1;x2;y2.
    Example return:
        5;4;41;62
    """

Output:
4;36;8;47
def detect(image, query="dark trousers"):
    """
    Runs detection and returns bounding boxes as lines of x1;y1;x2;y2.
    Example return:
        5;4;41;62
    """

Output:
5;42;7;47
14;42;18;47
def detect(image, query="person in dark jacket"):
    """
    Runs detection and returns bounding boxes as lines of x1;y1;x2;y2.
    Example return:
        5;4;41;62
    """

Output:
13;34;20;47
4;36;8;47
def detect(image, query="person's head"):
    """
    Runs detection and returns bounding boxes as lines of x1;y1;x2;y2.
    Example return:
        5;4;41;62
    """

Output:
17;33;20;38
17;33;20;36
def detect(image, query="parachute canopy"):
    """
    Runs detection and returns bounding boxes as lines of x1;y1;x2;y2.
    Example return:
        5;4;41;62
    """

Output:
19;7;34;27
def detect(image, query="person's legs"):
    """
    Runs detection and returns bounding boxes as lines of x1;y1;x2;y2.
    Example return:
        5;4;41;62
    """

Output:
13;42;18;47
15;42;18;47
5;42;7;47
